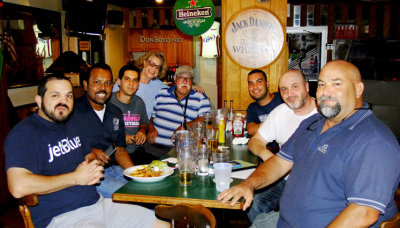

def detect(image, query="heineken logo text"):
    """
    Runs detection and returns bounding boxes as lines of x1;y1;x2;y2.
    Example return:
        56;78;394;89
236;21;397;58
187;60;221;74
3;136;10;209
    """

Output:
176;7;213;20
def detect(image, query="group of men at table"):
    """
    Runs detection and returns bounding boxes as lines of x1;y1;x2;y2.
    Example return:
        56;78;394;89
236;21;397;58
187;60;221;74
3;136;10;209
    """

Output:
4;58;400;228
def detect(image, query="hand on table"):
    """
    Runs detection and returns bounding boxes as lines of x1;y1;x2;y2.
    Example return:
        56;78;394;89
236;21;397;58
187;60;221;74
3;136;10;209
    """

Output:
75;160;104;186
217;181;254;211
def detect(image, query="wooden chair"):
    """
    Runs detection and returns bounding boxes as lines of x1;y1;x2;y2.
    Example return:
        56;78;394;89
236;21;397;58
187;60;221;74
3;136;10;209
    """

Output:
155;204;216;228
18;194;39;228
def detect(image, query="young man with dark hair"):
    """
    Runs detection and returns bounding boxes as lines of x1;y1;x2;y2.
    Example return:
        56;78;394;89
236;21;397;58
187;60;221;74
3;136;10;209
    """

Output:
246;69;283;135
110;63;152;164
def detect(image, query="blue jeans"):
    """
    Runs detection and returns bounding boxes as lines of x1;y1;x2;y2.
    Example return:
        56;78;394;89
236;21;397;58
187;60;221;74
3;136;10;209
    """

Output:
96;165;128;198
248;178;286;223
250;211;280;228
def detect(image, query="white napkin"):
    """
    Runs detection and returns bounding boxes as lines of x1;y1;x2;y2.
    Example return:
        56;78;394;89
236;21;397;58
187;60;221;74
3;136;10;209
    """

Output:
162;157;178;164
231;168;255;179
232;137;249;145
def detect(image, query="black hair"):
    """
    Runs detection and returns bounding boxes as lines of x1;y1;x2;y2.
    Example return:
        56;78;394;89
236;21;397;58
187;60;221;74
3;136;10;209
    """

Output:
37;74;71;98
248;69;267;81
118;63;141;80
82;63;113;83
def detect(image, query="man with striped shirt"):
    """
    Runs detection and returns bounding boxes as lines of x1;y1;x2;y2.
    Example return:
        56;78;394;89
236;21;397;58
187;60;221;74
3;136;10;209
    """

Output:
146;65;211;158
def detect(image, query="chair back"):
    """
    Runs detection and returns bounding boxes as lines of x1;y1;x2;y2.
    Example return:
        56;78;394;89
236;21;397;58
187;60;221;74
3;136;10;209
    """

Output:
155;204;216;228
18;194;39;228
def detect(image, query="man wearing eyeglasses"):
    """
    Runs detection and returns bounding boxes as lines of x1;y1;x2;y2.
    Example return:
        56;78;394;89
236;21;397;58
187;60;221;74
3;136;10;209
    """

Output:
146;65;211;158
69;63;135;198
246;70;318;224
219;60;400;228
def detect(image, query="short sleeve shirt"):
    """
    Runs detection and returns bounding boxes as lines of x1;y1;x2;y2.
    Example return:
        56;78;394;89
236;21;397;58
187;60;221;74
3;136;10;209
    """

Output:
277;107;400;227
110;92;149;153
246;92;283;124
70;96;126;156
4;114;99;228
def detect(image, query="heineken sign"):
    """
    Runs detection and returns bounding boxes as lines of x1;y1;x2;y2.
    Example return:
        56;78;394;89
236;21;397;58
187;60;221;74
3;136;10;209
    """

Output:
173;0;215;36
224;8;285;69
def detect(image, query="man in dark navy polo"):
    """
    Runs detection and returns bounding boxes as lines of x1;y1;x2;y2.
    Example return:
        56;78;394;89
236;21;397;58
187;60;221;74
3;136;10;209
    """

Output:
70;63;134;198
219;60;400;227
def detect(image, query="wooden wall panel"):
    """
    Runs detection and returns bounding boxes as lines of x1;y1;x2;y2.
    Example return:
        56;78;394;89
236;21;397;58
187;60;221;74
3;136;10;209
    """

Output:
221;0;288;111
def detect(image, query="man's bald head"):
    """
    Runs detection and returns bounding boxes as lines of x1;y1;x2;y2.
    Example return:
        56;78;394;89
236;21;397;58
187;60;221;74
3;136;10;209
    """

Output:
317;60;364;121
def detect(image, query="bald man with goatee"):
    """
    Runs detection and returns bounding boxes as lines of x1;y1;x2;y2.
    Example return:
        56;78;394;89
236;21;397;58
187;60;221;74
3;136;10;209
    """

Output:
219;60;400;228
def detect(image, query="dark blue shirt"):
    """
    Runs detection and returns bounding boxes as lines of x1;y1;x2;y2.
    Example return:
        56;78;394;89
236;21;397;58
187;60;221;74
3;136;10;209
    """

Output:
246;92;283;124
4;114;99;228
70;96;126;160
277;104;400;227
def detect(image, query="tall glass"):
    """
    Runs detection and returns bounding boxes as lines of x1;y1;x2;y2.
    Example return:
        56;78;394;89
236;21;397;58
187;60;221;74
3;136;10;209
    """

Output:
196;144;210;176
178;147;196;186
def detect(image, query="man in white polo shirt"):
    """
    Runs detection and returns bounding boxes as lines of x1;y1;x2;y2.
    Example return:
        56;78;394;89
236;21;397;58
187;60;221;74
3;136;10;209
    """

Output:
246;70;318;224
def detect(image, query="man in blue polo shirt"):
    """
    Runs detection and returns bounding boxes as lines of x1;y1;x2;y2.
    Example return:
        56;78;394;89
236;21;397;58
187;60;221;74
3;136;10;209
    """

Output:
246;69;283;136
70;63;134;198
219;60;400;227
146;65;211;158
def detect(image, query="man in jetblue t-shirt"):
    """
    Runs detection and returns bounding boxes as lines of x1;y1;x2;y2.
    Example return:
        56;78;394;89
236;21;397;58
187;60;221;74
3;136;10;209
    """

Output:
246;69;283;136
218;61;400;227
4;75;160;228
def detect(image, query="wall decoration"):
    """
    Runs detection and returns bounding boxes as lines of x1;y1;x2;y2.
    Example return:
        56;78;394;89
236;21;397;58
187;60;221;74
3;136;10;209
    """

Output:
224;7;285;69
173;0;215;36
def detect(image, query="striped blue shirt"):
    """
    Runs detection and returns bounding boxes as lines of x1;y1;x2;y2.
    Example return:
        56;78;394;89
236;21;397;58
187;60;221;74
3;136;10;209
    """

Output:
152;86;211;146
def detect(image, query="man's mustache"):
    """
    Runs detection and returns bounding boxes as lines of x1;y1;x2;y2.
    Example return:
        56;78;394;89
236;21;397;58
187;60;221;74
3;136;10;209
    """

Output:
318;96;338;102
95;90;108;95
179;84;190;89
55;103;69;110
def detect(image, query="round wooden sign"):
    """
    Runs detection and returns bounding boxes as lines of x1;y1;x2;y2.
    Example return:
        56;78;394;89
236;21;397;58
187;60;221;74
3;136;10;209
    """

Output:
224;7;285;69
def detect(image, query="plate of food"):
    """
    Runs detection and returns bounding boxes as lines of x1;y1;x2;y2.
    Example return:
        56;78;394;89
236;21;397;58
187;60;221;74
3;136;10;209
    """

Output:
124;160;174;183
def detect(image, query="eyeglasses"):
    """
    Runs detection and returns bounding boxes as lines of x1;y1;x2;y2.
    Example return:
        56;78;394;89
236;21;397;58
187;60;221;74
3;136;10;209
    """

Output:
148;60;161;70
176;75;193;81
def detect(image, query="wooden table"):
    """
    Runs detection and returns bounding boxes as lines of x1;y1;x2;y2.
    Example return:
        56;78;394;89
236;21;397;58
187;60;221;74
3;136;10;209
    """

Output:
112;133;258;210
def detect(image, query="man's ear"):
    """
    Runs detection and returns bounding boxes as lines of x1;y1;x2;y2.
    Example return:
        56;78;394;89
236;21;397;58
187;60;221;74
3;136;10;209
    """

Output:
117;79;121;87
83;80;88;91
356;81;364;99
305;81;310;93
35;95;42;109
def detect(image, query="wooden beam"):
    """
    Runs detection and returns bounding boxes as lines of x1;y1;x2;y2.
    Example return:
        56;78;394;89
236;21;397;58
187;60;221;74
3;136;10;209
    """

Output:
369;3;377;38
383;3;391;38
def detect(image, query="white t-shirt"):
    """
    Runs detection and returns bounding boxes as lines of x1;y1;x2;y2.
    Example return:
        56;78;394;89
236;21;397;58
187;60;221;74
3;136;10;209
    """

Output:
258;103;318;146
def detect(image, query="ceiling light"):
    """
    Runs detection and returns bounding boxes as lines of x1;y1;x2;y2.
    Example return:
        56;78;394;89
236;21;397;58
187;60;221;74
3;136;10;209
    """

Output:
156;0;163;3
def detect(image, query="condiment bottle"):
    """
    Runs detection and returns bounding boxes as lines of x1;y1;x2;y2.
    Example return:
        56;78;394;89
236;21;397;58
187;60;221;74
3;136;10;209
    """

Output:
218;117;226;145
232;113;244;137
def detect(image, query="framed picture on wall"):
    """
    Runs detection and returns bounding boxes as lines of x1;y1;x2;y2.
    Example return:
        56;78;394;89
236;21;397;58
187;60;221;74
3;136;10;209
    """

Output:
287;26;328;81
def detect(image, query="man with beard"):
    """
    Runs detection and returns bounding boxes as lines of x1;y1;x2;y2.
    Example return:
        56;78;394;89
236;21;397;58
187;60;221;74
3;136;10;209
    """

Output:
219;61;400;227
246;69;283;136
245;70;318;224
146;65;211;158
70;63;135;198
110;64;151;164
4;75;168;228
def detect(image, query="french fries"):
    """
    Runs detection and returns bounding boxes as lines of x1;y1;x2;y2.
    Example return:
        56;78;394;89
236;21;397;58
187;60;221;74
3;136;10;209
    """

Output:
130;166;163;177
